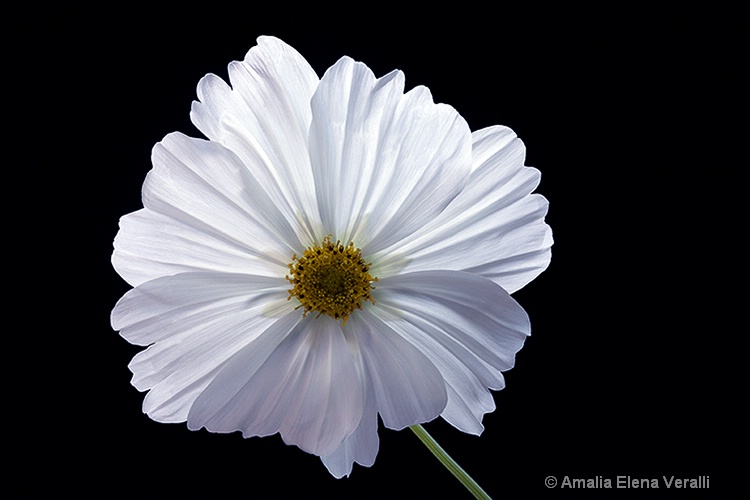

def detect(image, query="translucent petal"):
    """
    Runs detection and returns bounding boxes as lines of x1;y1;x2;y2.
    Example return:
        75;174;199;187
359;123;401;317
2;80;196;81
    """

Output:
373;125;552;294
346;311;448;430
137;132;304;269
308;56;472;253
190;35;323;244
110;272;290;422
320;360;379;478
372;270;530;433
187;314;363;456
113;208;284;287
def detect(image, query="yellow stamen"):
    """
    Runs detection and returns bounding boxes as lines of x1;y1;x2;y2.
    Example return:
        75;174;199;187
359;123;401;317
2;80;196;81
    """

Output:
286;235;378;325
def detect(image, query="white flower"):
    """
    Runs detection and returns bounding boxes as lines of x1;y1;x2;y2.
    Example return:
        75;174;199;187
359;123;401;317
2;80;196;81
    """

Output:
111;36;552;478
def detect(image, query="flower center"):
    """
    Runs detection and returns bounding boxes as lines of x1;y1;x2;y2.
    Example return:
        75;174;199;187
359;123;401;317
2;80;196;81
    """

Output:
286;235;378;324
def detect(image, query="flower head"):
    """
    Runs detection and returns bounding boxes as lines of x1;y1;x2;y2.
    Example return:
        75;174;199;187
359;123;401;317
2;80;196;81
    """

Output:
111;36;552;478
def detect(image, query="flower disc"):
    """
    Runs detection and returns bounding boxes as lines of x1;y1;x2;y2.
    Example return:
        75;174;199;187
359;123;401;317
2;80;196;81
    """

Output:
287;236;377;324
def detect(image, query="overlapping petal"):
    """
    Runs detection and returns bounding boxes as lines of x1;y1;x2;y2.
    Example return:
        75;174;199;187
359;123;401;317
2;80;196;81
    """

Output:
308;56;473;254
191;35;323;246
187;313;363;456
320;359;379;478
113;132;303;287
372;270;530;434
111;272;292;422
347;311;448;430
317;306;449;477
373;125;552;294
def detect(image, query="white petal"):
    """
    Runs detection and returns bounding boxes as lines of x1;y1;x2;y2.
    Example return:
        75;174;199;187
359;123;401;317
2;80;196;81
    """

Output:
142;132;304;259
346;311;448;430
190;72;232;140
113;209;284;287
110;272;291;422
191;36;323;244
470;124;518;173
370;306;496;435
320;365;379;478
187;314;363;456
372;270;530;433
308;57;473;253
373;125;552;294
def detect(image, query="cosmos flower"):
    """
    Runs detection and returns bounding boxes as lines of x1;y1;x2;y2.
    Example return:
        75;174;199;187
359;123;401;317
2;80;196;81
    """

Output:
110;36;552;478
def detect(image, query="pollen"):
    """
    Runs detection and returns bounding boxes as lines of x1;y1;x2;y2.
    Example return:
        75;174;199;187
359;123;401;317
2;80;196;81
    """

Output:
286;235;378;325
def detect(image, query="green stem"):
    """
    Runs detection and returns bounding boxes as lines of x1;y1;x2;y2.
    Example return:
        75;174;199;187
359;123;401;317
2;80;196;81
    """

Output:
409;424;492;500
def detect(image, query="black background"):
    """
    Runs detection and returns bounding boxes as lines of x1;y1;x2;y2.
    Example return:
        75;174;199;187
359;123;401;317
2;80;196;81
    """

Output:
12;4;737;498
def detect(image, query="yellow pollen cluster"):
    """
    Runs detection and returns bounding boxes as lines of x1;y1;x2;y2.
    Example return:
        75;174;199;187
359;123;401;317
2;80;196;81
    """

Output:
286;235;378;324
